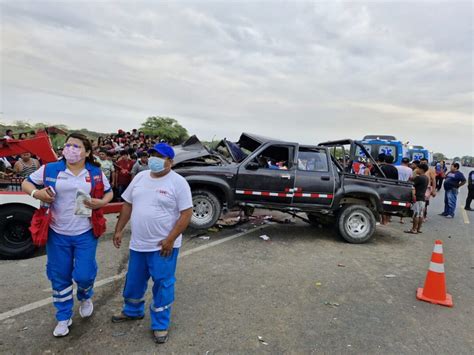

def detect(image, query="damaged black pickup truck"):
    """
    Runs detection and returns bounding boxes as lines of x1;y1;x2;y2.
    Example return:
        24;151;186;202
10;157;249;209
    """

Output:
173;133;413;243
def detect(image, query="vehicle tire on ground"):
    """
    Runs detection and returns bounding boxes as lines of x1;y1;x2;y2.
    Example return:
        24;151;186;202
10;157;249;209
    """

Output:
306;213;335;227
337;204;376;244
0;205;36;259
190;190;222;229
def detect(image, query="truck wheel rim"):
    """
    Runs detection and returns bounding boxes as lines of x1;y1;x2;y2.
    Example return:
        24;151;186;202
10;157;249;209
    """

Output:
346;212;368;238
192;197;214;225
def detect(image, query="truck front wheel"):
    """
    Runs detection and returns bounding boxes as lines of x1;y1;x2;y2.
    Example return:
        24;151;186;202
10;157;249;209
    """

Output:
337;205;376;244
0;206;36;259
190;190;222;230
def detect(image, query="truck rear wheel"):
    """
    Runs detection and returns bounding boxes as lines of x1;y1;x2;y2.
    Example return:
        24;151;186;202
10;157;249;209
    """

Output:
337;205;376;244
190;190;222;229
0;206;36;259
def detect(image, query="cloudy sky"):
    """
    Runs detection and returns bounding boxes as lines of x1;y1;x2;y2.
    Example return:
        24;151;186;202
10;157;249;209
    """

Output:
0;0;472;157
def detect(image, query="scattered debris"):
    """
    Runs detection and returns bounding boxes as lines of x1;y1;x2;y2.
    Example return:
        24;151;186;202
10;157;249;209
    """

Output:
198;236;210;240
337;264;346;267
324;301;340;307
258;336;269;345
315;282;322;287
384;274;397;278
21;326;28;331
208;227;220;233
259;235;271;241
112;332;126;337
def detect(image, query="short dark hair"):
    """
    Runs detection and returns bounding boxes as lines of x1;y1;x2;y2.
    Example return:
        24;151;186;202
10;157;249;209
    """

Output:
420;158;428;163
412;160;420;166
419;163;429;172
119;150;128;156
402;157;410;164
6;129;13;135
453;162;460;169
377;153;386;163
385;155;395;164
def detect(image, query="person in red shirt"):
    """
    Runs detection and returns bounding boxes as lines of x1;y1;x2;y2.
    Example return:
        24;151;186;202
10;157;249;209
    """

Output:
114;150;135;201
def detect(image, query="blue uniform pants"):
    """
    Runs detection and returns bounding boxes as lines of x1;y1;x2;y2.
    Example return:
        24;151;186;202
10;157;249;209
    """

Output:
122;249;179;331
46;229;98;321
443;188;458;216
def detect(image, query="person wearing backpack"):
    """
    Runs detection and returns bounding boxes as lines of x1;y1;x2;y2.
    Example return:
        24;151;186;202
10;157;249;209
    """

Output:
22;133;113;337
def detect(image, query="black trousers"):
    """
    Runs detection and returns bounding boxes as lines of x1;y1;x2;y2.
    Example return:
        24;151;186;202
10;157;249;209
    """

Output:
435;176;444;191
466;188;474;209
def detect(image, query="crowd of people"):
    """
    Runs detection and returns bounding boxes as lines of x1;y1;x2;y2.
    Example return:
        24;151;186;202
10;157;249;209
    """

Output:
1;128;170;201
353;153;472;233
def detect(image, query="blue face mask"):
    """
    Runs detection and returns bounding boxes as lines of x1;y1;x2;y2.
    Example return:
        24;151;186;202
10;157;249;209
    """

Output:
148;157;166;173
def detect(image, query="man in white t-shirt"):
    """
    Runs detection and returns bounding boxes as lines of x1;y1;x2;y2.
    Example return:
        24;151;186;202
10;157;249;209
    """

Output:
111;143;193;344
396;158;413;182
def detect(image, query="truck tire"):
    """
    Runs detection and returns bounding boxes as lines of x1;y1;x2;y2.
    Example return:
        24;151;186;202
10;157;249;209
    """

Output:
0;205;36;259
337;205;376;244
190;190;222;230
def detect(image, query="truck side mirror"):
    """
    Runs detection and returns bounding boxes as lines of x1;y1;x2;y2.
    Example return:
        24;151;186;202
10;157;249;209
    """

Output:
246;162;260;170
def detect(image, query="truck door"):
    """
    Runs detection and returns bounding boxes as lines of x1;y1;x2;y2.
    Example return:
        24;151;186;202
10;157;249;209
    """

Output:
293;147;335;207
235;143;296;205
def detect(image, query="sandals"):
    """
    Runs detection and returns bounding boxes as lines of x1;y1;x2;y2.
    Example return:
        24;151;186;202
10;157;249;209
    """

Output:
111;312;144;323
404;230;418;234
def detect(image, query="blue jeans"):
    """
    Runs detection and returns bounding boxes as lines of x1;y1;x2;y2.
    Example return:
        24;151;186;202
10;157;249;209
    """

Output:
46;229;98;321
122;249;179;330
443;188;458;216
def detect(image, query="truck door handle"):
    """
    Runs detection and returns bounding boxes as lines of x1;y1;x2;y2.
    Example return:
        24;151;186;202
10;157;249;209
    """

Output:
321;176;330;181
280;175;291;180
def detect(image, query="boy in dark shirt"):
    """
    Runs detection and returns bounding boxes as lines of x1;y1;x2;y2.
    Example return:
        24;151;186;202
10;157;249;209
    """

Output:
406;163;429;234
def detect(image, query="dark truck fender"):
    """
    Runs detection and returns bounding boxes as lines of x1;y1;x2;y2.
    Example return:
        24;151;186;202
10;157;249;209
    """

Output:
333;185;383;215
185;175;234;208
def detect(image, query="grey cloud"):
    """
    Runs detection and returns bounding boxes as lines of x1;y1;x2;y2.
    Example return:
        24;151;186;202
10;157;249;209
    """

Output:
0;1;472;157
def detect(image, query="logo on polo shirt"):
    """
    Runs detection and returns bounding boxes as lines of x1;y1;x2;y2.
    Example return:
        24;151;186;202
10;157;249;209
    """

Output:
158;189;168;195
85;176;91;183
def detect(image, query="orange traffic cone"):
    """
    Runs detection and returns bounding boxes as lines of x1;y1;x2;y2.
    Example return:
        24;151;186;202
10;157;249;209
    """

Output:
417;240;453;307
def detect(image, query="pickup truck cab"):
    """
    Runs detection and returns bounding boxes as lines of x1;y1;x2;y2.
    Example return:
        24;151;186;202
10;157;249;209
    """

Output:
174;133;413;243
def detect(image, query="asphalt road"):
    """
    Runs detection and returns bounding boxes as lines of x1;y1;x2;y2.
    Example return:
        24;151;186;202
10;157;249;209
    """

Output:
0;172;473;354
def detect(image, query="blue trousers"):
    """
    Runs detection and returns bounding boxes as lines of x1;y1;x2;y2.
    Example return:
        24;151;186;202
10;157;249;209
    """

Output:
443;188;458;216
46;229;98;321
122;249;179;331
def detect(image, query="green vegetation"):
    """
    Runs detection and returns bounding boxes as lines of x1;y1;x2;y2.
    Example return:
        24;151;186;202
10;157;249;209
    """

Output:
140;116;189;144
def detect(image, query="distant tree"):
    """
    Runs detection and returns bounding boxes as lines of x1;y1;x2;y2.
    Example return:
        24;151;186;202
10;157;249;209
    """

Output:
140;116;189;144
452;156;461;162
433;152;448;162
12;120;31;131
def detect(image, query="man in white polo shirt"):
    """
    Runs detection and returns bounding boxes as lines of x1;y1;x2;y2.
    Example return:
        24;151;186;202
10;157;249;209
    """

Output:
111;143;193;344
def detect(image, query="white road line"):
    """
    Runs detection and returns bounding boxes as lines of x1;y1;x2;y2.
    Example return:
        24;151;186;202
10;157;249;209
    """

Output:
1;225;268;322
461;206;470;224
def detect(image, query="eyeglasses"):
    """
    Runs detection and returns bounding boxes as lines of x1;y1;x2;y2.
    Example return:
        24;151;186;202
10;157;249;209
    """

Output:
64;143;82;149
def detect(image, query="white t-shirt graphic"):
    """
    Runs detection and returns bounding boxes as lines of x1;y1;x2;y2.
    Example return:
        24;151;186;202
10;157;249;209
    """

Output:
121;170;193;252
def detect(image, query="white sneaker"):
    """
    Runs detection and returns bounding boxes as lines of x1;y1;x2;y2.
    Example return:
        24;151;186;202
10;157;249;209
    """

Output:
79;299;94;318
53;319;72;337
